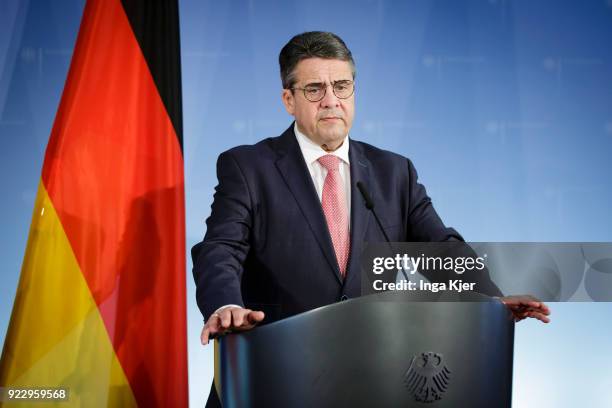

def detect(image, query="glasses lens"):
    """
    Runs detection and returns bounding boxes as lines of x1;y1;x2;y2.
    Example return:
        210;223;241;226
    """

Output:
333;81;354;99
303;85;325;102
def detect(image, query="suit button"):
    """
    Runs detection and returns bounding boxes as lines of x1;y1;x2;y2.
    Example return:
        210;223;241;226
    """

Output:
340;295;348;301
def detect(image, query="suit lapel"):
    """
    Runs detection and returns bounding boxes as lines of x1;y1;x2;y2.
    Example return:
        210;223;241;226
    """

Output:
344;140;372;290
274;125;343;284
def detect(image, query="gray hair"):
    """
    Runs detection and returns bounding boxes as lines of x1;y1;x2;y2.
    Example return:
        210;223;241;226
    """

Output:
279;31;356;89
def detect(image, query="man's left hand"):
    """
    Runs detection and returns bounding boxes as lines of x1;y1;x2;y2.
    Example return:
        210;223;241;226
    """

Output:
499;295;551;323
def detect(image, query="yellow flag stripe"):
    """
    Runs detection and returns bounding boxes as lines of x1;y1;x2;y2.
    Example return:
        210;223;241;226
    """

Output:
0;182;136;406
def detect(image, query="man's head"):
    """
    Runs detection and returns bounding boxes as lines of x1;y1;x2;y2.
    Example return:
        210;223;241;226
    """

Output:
279;32;355;151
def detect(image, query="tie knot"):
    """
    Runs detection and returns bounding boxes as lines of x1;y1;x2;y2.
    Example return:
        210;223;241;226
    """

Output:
318;154;341;171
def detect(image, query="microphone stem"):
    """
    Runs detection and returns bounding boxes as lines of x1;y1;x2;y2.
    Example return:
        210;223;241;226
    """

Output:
357;182;410;282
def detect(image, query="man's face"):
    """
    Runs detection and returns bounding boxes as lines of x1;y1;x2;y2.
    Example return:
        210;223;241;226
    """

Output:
282;58;355;150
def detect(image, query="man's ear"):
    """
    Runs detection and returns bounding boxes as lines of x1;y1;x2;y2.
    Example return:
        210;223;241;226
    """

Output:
281;89;295;115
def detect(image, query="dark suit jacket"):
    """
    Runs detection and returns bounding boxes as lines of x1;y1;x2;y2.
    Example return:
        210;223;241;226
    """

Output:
192;124;502;324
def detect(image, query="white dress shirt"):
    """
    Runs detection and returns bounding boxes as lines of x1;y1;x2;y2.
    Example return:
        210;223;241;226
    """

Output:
293;122;351;221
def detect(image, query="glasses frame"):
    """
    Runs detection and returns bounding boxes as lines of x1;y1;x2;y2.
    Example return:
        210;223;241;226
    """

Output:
290;80;355;102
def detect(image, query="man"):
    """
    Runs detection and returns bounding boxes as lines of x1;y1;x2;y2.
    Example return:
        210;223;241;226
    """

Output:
192;31;549;406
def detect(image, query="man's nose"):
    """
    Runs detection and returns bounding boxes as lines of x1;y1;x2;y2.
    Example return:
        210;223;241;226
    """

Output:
319;84;340;108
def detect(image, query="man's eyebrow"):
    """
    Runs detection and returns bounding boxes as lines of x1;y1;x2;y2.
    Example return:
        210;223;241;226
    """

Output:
303;81;325;87
302;79;352;87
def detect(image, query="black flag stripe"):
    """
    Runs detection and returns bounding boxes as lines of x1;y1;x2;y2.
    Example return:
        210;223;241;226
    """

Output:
121;0;184;151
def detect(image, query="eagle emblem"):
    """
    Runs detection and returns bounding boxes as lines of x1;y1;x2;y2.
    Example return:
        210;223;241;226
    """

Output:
403;352;451;403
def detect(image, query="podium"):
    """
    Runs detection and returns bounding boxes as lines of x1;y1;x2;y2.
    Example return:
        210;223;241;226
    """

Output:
214;291;514;408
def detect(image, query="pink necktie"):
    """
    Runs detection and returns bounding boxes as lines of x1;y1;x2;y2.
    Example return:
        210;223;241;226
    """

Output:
318;155;350;278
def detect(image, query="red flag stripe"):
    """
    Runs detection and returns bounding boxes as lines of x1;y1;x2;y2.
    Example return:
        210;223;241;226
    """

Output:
41;0;187;405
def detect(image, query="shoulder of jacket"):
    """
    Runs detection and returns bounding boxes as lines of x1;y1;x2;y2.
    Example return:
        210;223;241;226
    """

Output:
219;135;280;160
350;138;411;165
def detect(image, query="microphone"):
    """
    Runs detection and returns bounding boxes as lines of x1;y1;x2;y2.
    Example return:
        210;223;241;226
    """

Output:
356;181;390;242
356;181;409;282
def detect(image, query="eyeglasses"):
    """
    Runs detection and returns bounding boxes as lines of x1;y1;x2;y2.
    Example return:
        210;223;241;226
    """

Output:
291;80;355;102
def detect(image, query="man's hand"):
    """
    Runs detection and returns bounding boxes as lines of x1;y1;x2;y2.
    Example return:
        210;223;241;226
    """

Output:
200;307;265;345
499;295;551;323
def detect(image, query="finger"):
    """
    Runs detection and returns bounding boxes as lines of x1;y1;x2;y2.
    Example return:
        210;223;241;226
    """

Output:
202;314;224;344
509;308;530;318
219;310;232;329
523;296;551;313
513;311;529;321
512;301;549;316
232;311;265;332
248;311;265;323
201;327;208;345
527;311;551;323
538;303;551;314
521;304;551;316
525;301;543;309
231;308;248;327
201;326;214;345
202;313;226;344
517;310;549;323
528;304;550;315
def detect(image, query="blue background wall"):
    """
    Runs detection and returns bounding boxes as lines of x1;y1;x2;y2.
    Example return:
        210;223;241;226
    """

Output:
1;0;611;406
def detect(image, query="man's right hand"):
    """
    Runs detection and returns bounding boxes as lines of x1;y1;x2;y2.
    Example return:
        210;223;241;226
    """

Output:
200;307;265;345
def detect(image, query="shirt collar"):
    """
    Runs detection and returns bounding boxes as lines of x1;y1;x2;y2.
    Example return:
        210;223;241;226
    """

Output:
294;122;350;166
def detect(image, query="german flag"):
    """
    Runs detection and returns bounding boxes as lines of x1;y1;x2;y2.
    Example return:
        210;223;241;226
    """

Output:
0;0;187;406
